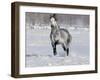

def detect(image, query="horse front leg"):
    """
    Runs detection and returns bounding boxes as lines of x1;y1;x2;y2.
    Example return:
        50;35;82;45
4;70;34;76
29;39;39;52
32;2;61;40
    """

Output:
51;42;57;56
66;48;69;56
53;43;57;56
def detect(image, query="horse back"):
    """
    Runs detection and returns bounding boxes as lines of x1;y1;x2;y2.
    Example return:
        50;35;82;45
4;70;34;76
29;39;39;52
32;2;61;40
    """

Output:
60;28;72;43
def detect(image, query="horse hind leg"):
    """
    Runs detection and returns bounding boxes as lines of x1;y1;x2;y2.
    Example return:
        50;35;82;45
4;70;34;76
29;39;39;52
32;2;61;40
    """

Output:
62;44;69;56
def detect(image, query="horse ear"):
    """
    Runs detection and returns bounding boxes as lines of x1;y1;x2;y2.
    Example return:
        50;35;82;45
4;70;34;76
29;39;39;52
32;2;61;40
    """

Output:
50;14;52;19
53;14;56;18
50;14;57;21
53;14;57;21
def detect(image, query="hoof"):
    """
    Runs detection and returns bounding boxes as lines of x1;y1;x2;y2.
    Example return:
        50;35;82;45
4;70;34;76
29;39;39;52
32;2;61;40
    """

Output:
67;54;69;56
54;52;57;56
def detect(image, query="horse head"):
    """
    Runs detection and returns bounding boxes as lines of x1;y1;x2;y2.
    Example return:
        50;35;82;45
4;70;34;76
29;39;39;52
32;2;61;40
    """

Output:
50;14;57;22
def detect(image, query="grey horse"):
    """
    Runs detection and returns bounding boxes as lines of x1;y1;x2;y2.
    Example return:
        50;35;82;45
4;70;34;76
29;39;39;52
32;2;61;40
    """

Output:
50;14;72;56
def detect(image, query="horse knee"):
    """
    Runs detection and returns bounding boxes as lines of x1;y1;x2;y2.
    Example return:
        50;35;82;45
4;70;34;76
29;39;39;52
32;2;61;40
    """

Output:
53;47;56;51
62;45;66;51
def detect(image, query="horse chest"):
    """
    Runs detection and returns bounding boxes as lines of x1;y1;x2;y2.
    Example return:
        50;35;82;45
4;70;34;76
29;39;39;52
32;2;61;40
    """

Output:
53;34;64;44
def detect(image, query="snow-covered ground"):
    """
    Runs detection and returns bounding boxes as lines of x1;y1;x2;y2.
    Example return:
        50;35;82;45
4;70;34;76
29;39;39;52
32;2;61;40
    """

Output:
25;27;90;67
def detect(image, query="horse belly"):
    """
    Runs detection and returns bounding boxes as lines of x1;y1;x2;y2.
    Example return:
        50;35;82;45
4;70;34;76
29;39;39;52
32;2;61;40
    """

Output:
60;32;71;45
59;38;65;44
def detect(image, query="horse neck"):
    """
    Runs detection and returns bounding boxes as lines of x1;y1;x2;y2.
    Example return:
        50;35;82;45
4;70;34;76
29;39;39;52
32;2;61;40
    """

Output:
51;19;61;35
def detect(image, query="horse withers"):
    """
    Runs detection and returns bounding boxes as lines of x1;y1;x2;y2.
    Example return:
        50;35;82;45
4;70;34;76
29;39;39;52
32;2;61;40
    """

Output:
50;14;72;56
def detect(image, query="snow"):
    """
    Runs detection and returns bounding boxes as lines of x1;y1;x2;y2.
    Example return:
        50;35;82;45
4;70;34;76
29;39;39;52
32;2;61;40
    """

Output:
25;27;89;67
